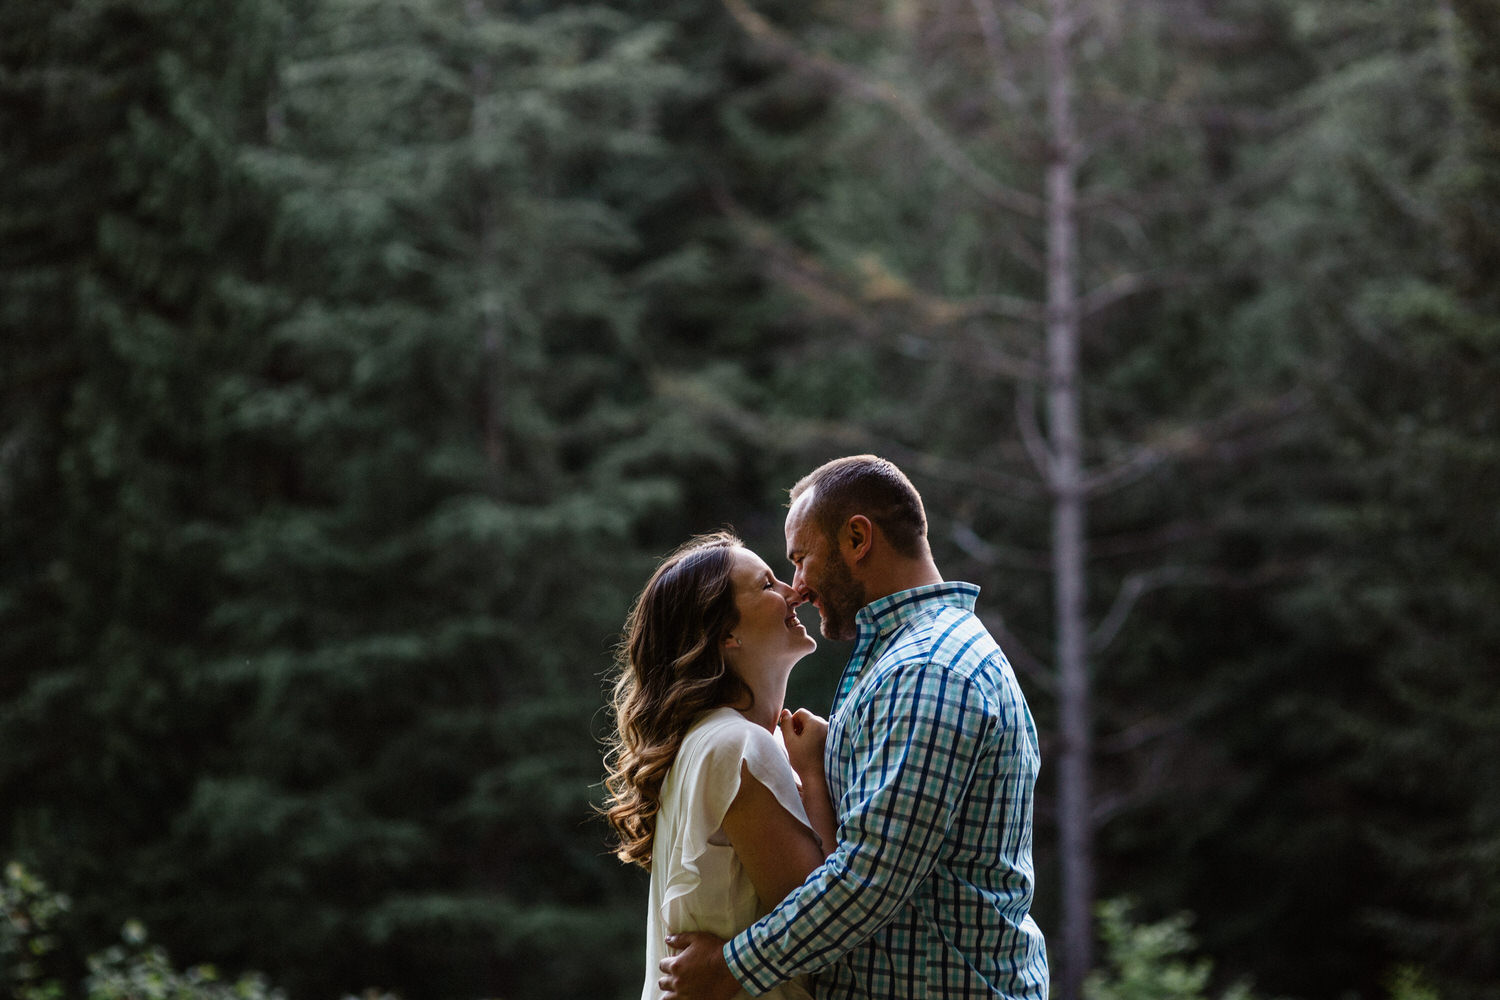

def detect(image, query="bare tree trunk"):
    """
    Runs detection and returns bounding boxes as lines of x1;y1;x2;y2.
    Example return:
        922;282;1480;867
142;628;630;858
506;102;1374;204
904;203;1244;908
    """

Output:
1044;0;1093;996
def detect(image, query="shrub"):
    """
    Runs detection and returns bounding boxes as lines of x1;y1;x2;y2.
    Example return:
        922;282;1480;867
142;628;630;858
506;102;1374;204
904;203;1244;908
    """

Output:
2;860;69;1000
4;862;284;1000
1084;897;1256;1000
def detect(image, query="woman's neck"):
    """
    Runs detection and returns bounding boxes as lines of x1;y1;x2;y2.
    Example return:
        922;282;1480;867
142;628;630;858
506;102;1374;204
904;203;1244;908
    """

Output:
732;673;788;732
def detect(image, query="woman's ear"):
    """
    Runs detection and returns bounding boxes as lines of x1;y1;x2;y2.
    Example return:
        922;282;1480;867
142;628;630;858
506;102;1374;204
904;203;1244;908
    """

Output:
722;634;742;650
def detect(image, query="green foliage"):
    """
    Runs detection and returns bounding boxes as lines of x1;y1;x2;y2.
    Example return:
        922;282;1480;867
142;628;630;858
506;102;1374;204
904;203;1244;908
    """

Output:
85;921;284;1000
708;5;1498;1000
4;862;284;1000
1084;900;1451;1000
1386;967;1443;1000
0;1;728;997
2;862;69;1000
4;1;1499;999
1096;4;1500;999
1084;899;1255;1000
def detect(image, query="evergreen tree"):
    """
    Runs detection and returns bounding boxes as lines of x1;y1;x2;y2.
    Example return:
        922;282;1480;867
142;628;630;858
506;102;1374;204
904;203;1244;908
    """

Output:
0;0;287;975
1;1;721;997
1105;2;1500;997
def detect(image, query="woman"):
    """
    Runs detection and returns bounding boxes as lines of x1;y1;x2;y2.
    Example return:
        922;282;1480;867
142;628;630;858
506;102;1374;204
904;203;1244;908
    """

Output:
603;532;837;1000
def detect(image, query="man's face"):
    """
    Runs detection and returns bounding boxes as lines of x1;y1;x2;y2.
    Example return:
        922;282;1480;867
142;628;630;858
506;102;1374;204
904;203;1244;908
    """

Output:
785;492;866;642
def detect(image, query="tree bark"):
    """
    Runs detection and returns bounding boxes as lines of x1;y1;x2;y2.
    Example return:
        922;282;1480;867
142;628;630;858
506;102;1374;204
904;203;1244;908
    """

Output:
1044;0;1093;997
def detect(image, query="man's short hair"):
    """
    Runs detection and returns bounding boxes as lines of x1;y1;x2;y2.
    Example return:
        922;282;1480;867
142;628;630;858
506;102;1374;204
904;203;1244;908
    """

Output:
790;455;928;559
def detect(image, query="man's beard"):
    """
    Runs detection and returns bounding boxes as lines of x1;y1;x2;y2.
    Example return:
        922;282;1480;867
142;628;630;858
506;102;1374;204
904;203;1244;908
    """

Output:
817;555;866;642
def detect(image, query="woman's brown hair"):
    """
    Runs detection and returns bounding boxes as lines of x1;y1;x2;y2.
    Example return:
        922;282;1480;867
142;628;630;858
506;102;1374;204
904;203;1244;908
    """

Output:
601;531;750;868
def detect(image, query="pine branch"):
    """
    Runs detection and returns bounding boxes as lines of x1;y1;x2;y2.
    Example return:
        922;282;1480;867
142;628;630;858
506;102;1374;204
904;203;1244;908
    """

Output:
1078;269;1188;320
1088;565;1207;655
1016;376;1054;481
955;291;1047;324
949;520;1052;572
716;191;1045;381
1080;387;1310;496
1090;558;1306;655
965;0;1041;121
721;0;1044;222
1090;745;1174;826
650;370;1050;501
978;609;1056;695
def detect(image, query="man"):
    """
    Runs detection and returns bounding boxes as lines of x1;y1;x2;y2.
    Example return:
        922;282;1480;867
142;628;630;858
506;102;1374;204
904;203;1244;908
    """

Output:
658;455;1049;999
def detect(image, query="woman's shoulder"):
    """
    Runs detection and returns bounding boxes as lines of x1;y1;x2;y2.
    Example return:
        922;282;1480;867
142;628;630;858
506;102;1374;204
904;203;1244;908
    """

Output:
679;707;783;772
667;707;812;846
681;706;764;753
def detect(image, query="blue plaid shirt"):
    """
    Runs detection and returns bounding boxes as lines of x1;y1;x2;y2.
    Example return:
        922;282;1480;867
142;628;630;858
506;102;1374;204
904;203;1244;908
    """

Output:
725;583;1049;999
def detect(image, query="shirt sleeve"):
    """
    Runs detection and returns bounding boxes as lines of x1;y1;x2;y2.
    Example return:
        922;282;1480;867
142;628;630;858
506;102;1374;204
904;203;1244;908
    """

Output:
724;659;994;993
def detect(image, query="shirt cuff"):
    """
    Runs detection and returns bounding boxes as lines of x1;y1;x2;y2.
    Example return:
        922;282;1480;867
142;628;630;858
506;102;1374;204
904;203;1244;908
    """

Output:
724;931;780;996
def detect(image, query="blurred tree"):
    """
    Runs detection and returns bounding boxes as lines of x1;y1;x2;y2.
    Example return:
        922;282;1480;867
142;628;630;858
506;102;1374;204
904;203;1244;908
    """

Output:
6;0;1494;998
1100;1;1500;997
597;0;858;704
0;0;289;980
0;0;731;997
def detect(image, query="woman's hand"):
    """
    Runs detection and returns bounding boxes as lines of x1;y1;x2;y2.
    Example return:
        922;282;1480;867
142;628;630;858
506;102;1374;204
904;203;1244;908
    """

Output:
779;708;827;777
779;708;836;855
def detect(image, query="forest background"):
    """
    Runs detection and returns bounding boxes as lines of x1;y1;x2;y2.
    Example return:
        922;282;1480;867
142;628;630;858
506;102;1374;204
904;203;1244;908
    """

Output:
2;1;1497;999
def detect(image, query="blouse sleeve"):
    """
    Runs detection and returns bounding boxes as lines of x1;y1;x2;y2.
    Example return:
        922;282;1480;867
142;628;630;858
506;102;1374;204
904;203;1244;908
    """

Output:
661;713;815;918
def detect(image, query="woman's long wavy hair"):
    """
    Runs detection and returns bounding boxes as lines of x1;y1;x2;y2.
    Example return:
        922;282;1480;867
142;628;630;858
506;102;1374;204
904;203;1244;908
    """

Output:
602;531;751;868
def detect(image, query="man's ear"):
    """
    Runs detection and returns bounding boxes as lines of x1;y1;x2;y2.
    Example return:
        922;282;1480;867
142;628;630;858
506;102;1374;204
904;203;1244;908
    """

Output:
843;514;875;563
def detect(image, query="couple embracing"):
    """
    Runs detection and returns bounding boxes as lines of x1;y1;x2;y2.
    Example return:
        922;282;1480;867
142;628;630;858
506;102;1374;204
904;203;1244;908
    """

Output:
603;455;1049;1000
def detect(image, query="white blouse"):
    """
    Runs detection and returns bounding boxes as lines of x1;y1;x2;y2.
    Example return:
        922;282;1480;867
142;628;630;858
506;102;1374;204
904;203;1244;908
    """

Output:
641;706;816;1000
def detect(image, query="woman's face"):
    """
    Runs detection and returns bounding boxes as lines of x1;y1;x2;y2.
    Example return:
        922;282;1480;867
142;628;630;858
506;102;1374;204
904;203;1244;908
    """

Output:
722;547;816;682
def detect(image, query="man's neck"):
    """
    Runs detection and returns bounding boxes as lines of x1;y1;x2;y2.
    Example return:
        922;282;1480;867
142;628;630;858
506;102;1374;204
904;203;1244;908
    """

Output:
863;559;944;605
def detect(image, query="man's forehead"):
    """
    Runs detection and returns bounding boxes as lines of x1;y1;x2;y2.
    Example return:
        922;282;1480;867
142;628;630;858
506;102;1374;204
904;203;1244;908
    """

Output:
785;492;815;537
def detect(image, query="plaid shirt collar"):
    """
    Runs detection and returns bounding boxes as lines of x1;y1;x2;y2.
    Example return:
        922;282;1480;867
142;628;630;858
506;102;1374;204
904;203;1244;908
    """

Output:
855;580;980;637
835;581;982;708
